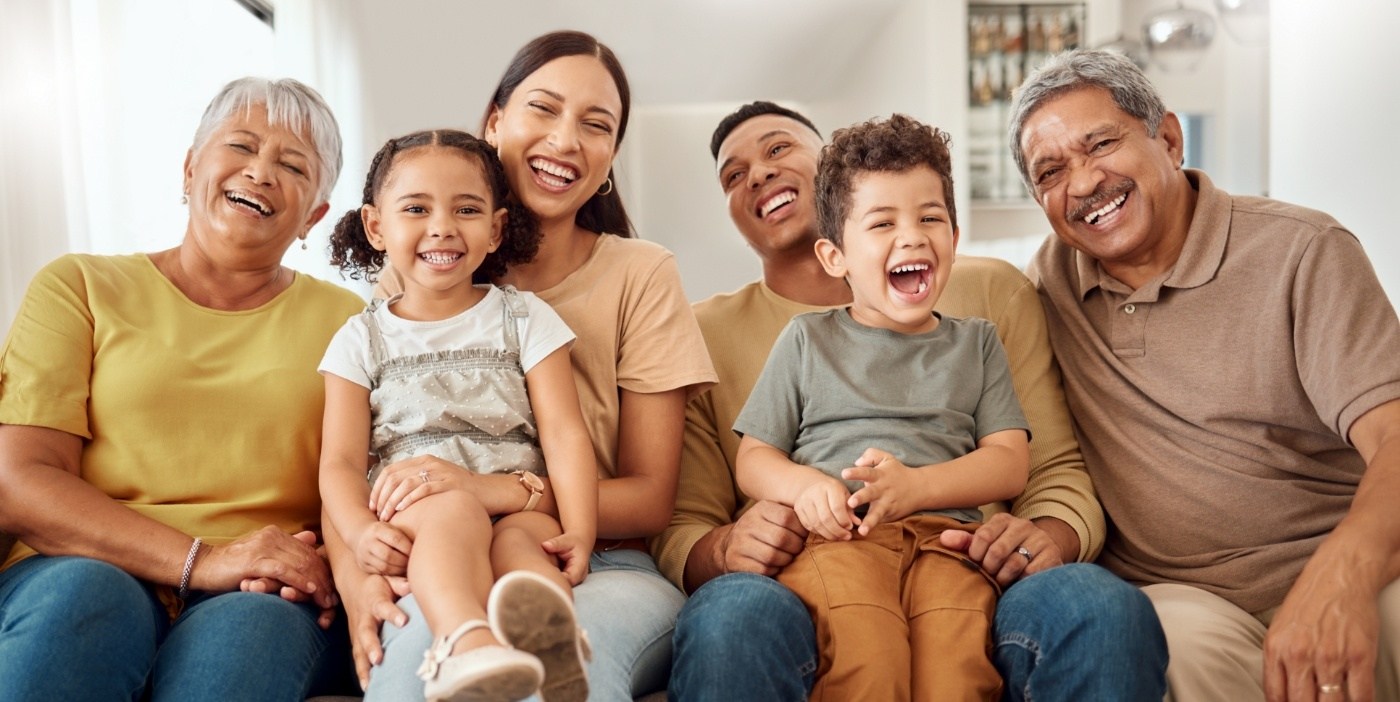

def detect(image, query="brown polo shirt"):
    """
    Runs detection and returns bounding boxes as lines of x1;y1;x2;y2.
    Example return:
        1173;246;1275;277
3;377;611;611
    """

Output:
1030;169;1400;614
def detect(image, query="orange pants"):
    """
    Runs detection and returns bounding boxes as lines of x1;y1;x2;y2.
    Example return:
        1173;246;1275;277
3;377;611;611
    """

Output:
777;515;1002;702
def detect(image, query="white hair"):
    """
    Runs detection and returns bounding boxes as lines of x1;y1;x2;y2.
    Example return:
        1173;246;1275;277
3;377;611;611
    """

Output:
1008;49;1167;190
191;77;343;203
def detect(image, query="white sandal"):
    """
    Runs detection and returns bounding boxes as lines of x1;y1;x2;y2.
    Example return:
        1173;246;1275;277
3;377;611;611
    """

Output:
488;571;592;702
417;618;544;702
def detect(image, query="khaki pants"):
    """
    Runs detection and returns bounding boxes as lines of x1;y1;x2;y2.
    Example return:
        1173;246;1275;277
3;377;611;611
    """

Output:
777;515;1001;702
1146;579;1400;701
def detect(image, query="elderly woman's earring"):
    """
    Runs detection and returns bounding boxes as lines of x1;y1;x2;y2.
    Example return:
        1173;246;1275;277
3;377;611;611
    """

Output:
301;237;308;251
597;178;613;196
181;192;189;205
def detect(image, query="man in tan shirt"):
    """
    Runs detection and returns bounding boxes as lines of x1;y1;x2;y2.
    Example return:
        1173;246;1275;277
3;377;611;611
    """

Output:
656;101;1167;701
1014;49;1400;701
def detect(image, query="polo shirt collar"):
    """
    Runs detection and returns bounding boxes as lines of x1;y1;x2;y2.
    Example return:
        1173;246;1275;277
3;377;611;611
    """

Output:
1073;168;1230;299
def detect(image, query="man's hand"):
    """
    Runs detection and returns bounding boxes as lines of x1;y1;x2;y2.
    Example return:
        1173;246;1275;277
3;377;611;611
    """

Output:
719;500;808;576
1263;544;1382;702
939;513;1067;587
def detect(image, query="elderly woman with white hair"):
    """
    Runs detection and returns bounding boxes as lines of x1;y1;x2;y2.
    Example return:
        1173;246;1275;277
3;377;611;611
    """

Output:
0;77;363;700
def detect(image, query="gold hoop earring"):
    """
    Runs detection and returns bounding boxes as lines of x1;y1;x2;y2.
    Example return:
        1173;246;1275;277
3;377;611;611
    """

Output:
597;178;613;196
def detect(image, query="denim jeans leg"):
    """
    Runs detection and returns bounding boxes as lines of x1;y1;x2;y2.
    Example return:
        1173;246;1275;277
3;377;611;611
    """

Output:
670;572;817;702
574;549;687;701
150;591;330;702
993;563;1168;702
0;555;162;701
364;592;431;701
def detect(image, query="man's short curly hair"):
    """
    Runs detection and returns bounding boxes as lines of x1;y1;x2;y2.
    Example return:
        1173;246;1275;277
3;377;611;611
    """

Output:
815;114;956;247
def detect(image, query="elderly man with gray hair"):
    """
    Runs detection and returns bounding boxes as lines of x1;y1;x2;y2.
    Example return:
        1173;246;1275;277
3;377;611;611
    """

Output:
1013;49;1400;701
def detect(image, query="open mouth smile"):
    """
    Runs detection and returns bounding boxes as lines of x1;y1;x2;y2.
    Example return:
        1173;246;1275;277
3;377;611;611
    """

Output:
225;190;275;217
419;250;463;266
529;158;579;189
757;189;797;218
1083;192;1128;225
889;262;931;296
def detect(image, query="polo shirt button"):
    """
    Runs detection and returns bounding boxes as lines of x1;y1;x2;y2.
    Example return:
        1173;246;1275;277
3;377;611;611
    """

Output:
1124;304;1136;314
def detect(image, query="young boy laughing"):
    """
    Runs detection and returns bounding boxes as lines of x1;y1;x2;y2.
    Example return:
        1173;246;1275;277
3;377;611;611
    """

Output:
734;114;1030;702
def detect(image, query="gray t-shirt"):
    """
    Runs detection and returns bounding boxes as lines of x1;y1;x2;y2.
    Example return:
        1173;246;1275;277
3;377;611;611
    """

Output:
734;309;1030;523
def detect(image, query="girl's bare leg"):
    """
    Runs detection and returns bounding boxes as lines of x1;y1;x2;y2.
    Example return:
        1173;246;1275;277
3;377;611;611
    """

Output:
491;511;571;594
391;490;500;654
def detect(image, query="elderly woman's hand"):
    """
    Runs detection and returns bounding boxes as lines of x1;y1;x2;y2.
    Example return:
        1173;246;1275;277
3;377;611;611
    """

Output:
192;525;335;609
239;530;342;628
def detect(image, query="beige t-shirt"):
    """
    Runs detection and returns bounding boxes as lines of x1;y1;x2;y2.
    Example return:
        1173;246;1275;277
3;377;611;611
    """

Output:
378;234;716;477
655;255;1103;589
1030;170;1400;614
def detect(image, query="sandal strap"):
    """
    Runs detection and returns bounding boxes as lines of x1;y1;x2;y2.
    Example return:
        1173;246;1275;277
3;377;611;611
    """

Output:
418;619;492;680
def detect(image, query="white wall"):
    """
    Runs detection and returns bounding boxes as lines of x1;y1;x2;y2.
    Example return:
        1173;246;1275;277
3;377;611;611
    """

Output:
1270;0;1399;306
1121;0;1269;195
621;105;763;301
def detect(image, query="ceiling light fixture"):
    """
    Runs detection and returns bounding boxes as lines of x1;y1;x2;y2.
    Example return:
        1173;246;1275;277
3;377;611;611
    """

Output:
1143;2;1216;72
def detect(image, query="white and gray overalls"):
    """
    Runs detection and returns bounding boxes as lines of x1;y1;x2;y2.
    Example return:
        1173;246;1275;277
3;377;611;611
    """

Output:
362;286;547;486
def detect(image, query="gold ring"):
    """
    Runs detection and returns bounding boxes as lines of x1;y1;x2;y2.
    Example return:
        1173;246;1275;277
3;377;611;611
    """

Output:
1319;683;1343;694
419;470;430;484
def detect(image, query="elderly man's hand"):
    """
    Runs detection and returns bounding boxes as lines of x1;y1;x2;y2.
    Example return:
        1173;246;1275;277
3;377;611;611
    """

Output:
1264;544;1382;702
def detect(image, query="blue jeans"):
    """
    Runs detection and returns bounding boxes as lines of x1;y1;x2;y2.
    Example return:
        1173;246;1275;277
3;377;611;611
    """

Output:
994;563;1168;701
670;573;817;702
670;565;1166;702
0;555;343;701
368;548;685;701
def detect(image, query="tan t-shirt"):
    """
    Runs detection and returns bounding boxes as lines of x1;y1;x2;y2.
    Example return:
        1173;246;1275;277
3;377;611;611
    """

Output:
654;254;1104;589
0;254;364;570
378;234;716;477
1030;170;1400;614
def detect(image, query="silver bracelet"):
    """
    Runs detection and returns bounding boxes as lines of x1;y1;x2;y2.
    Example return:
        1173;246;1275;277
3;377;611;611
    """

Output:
178;537;202;599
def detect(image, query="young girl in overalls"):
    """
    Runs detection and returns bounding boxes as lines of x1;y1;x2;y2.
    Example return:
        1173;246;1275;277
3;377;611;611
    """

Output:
319;129;596;702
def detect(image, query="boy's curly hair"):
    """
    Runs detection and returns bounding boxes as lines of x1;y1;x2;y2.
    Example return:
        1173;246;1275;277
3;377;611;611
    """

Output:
815;114;957;247
327;129;539;283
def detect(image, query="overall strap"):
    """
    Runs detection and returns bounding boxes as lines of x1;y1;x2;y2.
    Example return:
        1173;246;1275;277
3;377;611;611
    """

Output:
498;285;529;357
361;296;393;387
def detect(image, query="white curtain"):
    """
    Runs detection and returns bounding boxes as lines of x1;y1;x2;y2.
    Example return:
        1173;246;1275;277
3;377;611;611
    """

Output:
0;0;85;332
0;0;369;332
270;0;371;296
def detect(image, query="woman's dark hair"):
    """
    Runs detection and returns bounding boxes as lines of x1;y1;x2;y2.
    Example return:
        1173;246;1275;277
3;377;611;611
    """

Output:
481;30;634;238
328;129;539;283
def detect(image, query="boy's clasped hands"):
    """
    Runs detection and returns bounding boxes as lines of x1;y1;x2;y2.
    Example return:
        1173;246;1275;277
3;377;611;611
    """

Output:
793;447;923;540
